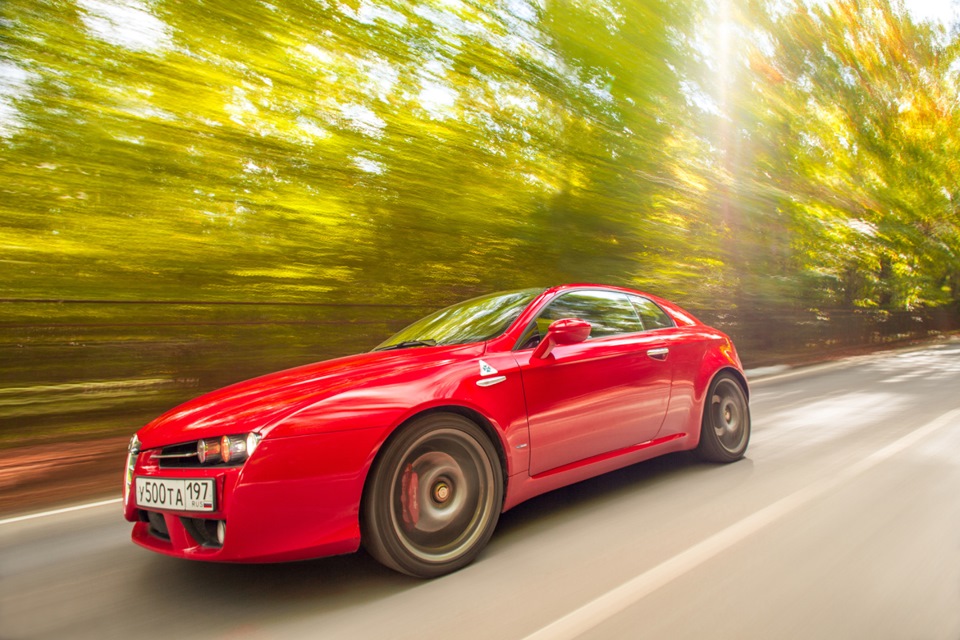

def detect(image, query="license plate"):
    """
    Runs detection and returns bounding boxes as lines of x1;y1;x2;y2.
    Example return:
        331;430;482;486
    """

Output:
135;477;216;512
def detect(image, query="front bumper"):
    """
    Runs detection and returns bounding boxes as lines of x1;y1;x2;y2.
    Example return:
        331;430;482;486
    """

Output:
125;427;387;562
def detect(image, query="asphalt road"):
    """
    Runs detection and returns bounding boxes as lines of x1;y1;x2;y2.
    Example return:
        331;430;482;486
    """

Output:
3;342;959;640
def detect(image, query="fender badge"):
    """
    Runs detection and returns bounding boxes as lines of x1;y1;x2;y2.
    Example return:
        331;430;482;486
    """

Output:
479;360;498;376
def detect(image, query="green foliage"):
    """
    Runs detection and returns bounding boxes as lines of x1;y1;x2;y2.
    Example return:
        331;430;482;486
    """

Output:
744;0;960;308
2;0;957;311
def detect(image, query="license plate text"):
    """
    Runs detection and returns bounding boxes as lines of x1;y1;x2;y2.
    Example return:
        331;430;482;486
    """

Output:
135;477;216;512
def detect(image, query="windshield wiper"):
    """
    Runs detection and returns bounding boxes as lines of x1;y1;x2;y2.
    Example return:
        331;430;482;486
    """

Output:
374;339;438;351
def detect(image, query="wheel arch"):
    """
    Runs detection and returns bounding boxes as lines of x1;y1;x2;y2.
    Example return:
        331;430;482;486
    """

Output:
694;347;750;404
697;365;750;421
718;366;749;400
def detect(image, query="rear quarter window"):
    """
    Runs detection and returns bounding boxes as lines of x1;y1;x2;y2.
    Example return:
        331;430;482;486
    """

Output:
630;296;675;330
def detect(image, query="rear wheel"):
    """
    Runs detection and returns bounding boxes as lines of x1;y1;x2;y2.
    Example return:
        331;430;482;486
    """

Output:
362;413;503;578
697;373;750;463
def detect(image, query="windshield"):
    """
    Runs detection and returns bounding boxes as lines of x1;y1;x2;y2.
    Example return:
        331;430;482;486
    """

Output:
376;288;544;350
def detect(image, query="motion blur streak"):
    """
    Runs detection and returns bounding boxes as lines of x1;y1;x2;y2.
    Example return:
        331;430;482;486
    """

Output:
522;407;960;640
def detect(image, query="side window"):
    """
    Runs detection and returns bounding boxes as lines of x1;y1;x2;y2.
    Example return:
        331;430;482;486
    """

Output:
517;290;643;348
630;296;675;330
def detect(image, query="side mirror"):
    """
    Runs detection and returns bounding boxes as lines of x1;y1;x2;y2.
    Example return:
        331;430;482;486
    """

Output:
532;318;591;359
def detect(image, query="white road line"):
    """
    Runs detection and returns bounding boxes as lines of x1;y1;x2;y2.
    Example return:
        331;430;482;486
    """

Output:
0;497;121;526
522;408;960;640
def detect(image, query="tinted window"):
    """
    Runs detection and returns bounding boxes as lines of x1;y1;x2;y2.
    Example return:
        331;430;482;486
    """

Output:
376;288;543;349
630;296;675;330
517;290;642;348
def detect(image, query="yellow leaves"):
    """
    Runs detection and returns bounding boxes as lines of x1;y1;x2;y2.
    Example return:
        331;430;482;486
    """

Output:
230;266;352;281
748;50;785;85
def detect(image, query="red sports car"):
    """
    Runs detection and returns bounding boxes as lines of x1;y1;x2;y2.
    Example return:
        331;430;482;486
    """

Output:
123;284;750;577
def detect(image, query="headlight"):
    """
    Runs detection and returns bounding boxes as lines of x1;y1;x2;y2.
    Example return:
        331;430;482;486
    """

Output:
245;431;261;457
197;437;219;464
196;432;260;465
123;434;140;508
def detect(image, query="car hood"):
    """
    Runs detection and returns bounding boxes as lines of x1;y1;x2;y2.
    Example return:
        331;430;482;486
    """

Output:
136;344;482;449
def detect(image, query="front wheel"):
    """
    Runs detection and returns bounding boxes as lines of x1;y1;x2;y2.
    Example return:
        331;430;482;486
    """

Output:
362;413;503;578
697;373;750;463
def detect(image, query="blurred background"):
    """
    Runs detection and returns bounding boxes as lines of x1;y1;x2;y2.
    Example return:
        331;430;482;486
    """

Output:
1;0;958;512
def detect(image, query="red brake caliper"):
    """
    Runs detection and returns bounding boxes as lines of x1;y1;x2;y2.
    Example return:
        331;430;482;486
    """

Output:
400;463;420;527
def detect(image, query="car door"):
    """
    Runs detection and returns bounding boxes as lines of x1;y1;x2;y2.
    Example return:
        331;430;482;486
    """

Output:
514;290;676;476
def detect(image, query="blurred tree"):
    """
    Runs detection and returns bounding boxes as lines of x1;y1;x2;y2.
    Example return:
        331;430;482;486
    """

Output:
743;0;960;309
0;0;957;310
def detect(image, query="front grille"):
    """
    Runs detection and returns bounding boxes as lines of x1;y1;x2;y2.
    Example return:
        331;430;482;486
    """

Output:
156;441;204;468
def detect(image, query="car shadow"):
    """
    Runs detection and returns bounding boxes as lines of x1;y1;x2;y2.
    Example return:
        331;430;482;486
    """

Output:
494;450;717;539
139;545;414;615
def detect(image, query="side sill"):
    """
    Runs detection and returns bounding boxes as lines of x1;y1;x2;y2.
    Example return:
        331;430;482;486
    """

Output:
531;433;687;480
502;432;691;512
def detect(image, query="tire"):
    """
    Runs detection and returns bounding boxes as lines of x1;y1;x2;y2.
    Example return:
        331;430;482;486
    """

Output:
696;373;750;463
362;413;503;578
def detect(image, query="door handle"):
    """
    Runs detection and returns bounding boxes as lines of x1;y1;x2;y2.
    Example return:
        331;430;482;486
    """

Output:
647;347;669;360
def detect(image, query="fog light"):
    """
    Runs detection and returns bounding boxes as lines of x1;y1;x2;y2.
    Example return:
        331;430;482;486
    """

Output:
217;520;226;545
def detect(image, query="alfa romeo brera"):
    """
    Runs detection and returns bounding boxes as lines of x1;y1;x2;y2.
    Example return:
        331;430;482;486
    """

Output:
124;284;750;577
